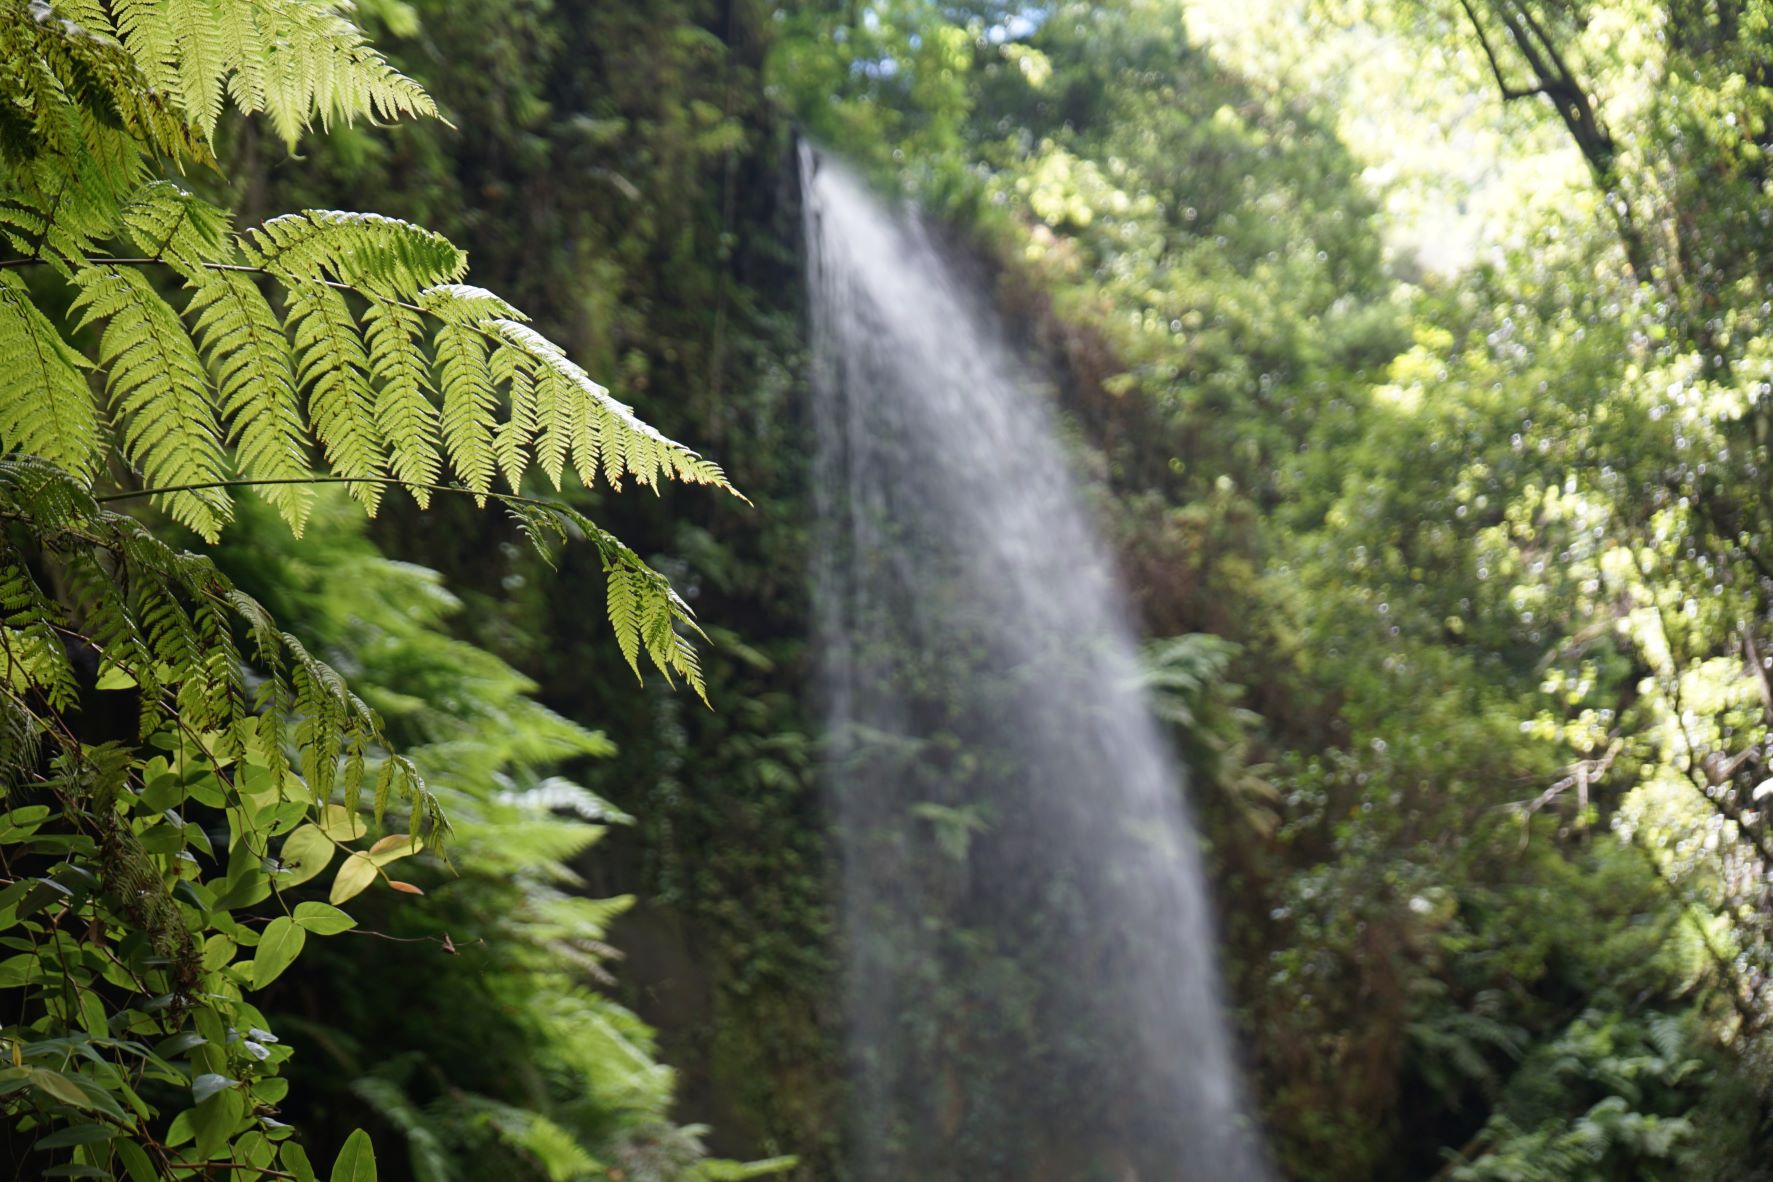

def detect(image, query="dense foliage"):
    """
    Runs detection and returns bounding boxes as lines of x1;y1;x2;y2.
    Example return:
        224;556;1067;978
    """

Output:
0;2;760;1179
6;0;1772;1179
769;0;1773;1177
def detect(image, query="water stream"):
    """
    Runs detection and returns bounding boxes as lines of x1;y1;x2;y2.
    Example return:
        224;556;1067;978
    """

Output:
804;148;1271;1181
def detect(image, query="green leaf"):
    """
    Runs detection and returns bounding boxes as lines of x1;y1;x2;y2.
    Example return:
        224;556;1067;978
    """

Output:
367;833;423;865
34;1122;115;1149
292;901;356;936
211;865;271;912
153;1031;207;1059
114;1140;157;1182
250;917;306;989
30;1069;93;1109
278;825;334;887
0;953;41;988
329;1128;377;1182
0;805;51;843
191;1072;238;1105
317;804;366;842
329;851;378;905
191;1086;245;1161
281;1141;319;1182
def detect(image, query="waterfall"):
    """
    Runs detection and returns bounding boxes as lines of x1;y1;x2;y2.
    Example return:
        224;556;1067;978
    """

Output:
804;147;1271;1182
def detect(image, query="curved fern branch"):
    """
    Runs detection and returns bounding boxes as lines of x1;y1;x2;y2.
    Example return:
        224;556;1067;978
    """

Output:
95;475;715;701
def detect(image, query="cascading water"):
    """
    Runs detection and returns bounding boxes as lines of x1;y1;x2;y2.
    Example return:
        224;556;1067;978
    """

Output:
804;146;1271;1182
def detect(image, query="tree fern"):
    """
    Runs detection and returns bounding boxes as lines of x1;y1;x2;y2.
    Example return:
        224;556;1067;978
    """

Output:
71;265;231;537
0;7;741;1166
436;319;500;500
0;270;99;481
106;0;437;144
3;182;736;671
187;266;317;531
245;208;467;294
118;178;233;281
285;280;388;511
361;293;446;501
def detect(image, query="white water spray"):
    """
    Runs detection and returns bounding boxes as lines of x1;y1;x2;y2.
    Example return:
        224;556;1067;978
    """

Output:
805;147;1271;1181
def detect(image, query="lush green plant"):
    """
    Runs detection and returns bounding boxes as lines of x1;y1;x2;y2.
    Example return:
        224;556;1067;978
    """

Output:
212;495;794;1182
767;1;1773;1177
0;2;736;1177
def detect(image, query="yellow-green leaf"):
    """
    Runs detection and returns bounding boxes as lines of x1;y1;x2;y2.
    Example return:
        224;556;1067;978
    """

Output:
278;825;334;887
250;916;306;989
329;851;378;905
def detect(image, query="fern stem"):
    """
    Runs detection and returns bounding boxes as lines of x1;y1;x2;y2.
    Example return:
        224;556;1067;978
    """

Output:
0;256;262;275
0;255;430;322
95;475;570;511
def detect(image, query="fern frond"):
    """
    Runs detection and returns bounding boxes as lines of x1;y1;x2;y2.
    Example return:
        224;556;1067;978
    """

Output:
500;502;708;700
436;321;498;500
284;280;387;512
493;351;539;494
258;0;437;140
603;565;646;682
418;283;525;325
0;270;100;483
212;0;268;116
490;320;737;497
108;0;437;144
71;265;231;539
246;209;466;297
12;2;210;194
42;0;116;33
2;3;200;236
599;543;708;702
425;284;539;493
186;268;314;531
0;457;445;831
118;180;232;283
363;296;442;504
0;181;109;276
0;554;78;713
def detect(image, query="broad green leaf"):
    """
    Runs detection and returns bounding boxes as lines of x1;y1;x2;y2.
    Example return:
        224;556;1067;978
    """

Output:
192;1087;245;1160
34;1123;114;1149
154;1031;207;1059
30;1069;93;1109
212;865;271;912
114;1140;157;1182
251;917;306;989
0;805;51;843
93;663;137;690
293;901;356;936
201;934;237;971
0;954;40;988
330;1128;377;1182
278;825;334;887
281;1142;320;1182
318;805;367;842
192;1072;238;1105
67;1075;128;1121
237;1130;275;1168
329;852;378;905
